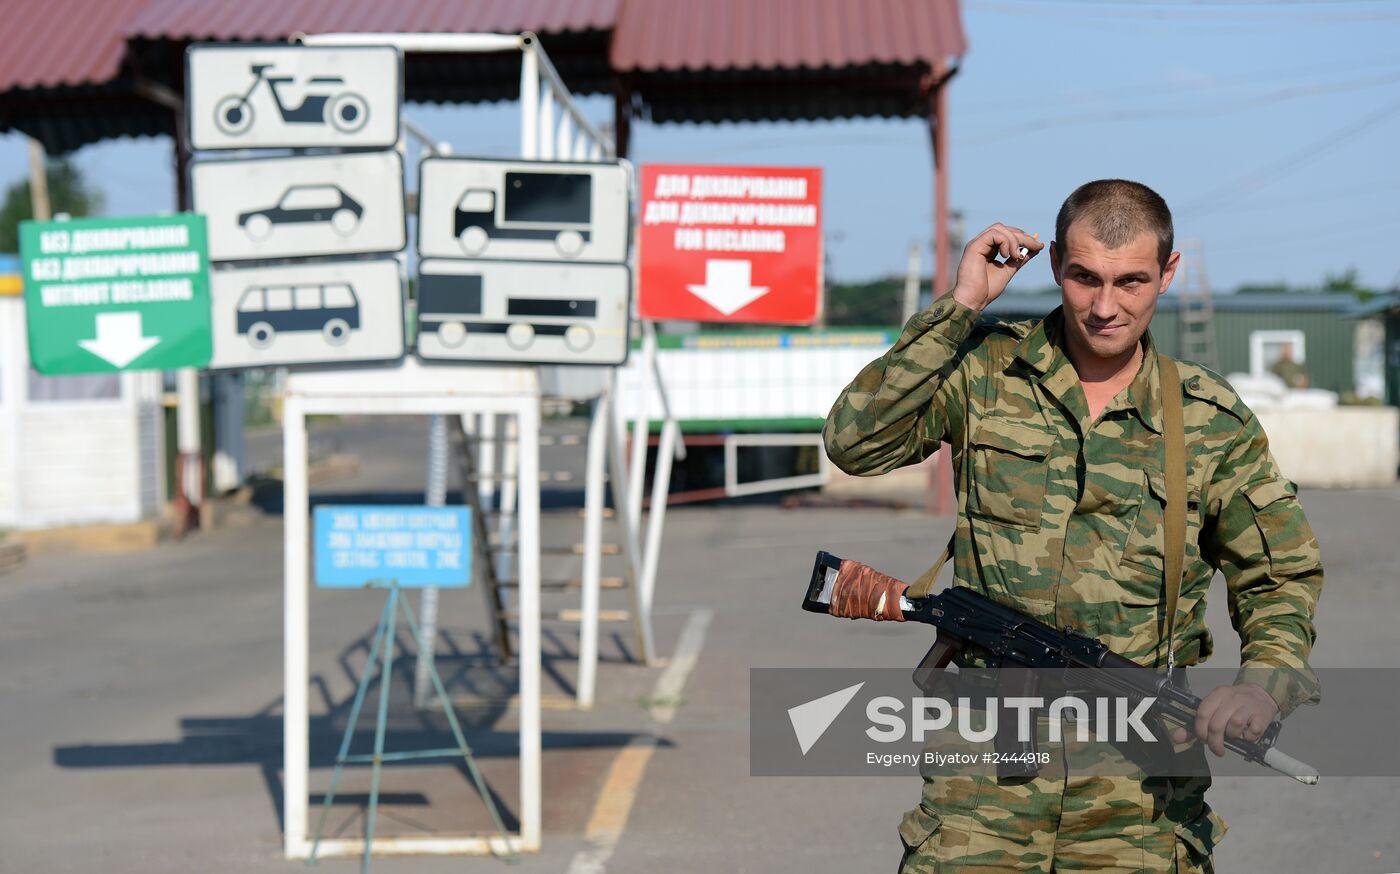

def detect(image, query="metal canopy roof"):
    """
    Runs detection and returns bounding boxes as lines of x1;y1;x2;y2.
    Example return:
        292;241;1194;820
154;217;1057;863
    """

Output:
1;0;152;91
0;0;617;152
122;0;619;105
613;0;965;71
0;0;965;153
0;0;163;151
124;0;618;40
611;0;966;122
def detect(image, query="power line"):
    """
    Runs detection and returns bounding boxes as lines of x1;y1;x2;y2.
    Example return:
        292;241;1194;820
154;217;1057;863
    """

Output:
1179;92;1400;215
958;70;1400;145
979;0;1398;5
1199;176;1400;213
1205;209;1400;250
972;0;1400;12
952;55;1400;118
969;0;1400;27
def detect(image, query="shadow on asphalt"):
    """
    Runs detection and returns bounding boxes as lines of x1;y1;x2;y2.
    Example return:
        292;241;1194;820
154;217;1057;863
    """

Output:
50;620;662;837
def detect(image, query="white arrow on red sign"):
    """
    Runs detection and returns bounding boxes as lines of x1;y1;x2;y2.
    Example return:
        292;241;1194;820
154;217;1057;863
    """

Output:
685;259;769;316
79;311;161;368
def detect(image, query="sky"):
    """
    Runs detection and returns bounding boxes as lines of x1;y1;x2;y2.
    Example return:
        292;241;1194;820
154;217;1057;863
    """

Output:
2;0;1399;293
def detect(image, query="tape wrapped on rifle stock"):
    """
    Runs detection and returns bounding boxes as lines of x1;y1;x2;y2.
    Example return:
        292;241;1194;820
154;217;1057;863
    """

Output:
829;559;907;621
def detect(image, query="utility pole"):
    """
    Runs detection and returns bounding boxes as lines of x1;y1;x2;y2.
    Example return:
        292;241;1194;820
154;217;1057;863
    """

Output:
902;242;922;323
946;210;965;295
171;96;203;535
27;138;51;221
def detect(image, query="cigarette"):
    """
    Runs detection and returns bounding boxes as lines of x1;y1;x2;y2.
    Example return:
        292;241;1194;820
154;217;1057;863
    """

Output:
1017;232;1040;260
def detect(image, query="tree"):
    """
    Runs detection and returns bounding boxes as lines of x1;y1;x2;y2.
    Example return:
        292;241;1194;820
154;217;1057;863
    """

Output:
1320;267;1376;301
1231;270;1377;300
0;158;104;253
1233;282;1291;295
825;276;907;326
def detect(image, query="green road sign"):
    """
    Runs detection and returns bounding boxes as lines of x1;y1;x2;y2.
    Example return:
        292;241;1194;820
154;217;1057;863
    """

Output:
20;214;212;374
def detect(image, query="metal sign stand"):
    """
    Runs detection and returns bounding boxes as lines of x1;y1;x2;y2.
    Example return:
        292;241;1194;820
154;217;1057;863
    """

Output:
574;319;684;708
282;359;542;859
308;580;519;871
273;33;685;861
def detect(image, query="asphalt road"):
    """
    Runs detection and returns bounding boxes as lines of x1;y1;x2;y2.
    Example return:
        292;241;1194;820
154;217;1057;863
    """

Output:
2;417;1397;873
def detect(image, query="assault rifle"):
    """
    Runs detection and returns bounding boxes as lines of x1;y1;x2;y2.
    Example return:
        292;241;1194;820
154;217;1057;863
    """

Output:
802;550;1318;785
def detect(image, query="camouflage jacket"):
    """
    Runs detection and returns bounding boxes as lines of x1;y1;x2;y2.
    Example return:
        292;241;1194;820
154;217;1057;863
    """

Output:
824;298;1323;715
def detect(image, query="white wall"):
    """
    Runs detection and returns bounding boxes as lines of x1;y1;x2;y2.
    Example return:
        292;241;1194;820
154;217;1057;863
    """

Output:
135;372;165;518
17;403;143;525
0;299;19;527
0;297;160;530
1257;407;1399;489
616;331;893;424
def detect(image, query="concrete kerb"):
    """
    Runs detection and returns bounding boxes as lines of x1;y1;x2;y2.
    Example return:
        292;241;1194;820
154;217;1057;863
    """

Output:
15;450;363;555
18;519;164;555
0;537;26;574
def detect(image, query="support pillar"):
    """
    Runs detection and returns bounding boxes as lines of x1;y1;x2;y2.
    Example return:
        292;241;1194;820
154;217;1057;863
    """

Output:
928;61;955;517
171;101;202;532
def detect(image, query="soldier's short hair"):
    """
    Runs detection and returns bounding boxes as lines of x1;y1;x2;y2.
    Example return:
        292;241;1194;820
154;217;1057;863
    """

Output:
1055;180;1174;269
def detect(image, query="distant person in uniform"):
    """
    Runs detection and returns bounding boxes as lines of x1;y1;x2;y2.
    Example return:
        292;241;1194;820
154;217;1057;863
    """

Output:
825;179;1323;873
1269;346;1310;389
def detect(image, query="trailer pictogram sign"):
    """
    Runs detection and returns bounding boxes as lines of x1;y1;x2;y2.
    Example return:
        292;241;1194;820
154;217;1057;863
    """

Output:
416;259;630;366
637;165;822;324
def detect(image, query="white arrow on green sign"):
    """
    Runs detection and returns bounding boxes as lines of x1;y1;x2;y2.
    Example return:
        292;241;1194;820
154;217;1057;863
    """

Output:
20;214;212;374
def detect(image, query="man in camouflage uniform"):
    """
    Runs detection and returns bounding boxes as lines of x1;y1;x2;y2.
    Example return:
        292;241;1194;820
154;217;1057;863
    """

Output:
824;180;1323;872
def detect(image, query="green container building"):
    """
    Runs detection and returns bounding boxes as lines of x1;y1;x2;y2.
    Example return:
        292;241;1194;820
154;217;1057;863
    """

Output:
986;293;1362;394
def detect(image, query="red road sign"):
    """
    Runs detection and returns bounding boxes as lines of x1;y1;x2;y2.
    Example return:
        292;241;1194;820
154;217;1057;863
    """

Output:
638;164;822;323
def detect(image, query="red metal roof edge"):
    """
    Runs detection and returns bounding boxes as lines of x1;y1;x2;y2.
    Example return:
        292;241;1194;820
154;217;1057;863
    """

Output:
123;0;621;42
610;0;966;74
0;0;152;91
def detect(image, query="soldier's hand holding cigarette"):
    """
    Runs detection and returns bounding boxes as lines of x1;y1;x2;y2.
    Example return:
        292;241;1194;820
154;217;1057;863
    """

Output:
951;223;1044;312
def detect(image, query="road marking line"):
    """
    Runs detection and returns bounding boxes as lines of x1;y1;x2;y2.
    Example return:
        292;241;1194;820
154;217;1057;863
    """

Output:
647;607;712;724
583;735;659;844
565;607;714;874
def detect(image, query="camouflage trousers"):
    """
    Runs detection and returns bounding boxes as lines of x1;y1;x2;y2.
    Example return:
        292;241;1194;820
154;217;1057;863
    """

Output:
896;733;1226;873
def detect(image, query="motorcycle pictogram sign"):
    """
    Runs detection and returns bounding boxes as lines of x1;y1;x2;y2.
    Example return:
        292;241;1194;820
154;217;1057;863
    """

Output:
213;64;370;137
187;44;400;151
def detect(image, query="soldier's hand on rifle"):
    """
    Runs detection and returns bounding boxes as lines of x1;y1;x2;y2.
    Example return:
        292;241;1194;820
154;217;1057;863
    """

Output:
1170;682;1280;756
950;223;1045;312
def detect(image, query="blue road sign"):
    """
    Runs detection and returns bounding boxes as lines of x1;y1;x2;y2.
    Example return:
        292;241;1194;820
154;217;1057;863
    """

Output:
314;505;471;588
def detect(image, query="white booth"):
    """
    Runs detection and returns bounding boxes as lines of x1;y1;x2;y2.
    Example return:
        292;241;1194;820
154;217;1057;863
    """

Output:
0;263;165;530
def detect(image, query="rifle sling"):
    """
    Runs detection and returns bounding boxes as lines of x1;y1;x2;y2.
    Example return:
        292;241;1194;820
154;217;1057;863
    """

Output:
907;352;1190;677
1158;354;1187;674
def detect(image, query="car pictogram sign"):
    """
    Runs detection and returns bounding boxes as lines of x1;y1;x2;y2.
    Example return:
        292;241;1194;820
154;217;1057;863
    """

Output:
193;151;406;262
